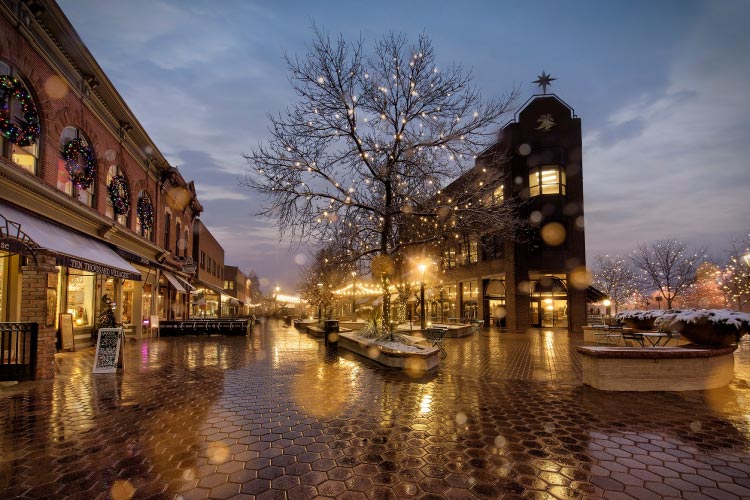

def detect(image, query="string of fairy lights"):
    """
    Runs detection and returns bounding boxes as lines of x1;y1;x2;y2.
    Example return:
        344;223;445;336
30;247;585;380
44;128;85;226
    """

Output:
0;75;40;147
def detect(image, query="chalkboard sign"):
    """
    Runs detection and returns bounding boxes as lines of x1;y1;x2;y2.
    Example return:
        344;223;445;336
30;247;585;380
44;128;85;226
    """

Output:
59;313;75;351
93;328;124;374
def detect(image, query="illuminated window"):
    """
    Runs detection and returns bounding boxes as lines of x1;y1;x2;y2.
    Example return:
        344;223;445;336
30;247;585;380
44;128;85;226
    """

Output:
442;247;457;270
461;240;478;265
1;63;40;174
529;165;566;196
66;273;94;327
493;184;504;204
57;126;95;207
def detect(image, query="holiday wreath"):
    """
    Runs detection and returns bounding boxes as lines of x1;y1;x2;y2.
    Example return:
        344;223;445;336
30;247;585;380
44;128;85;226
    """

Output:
61;138;96;189
0;75;41;147
137;195;153;231
108;174;130;215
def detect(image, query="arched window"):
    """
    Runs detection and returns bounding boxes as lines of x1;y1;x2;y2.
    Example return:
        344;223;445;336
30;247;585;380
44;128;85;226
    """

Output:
135;190;154;241
105;164;130;227
57;126;96;207
1;62;41;174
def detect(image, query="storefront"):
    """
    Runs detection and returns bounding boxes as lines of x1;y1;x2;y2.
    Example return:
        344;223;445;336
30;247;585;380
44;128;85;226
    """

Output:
191;280;224;318
1;202;141;346
529;275;569;329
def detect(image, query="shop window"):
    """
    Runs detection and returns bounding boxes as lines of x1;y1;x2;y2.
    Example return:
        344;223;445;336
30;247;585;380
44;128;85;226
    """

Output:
57;127;96;207
142;283;152;327
1;62;41;174
200;251;206;270
66;273;94;327
122;280;134;324
135;191;154;240
105;164;129;226
529;165;566;197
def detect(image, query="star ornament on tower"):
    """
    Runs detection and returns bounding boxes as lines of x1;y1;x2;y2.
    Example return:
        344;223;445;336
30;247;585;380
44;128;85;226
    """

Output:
533;71;556;94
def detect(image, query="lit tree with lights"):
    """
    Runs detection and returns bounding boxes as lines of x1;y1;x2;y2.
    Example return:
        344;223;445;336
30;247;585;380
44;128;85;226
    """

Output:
719;234;750;311
299;244;356;321
245;28;523;333
592;254;638;314
630;240;706;309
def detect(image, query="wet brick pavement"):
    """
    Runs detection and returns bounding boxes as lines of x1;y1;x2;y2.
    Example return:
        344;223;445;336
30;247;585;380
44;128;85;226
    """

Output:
1;321;750;500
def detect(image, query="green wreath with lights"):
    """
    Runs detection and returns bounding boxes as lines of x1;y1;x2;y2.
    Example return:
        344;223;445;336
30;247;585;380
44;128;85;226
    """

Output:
0;75;41;147
137;195;153;231
61;138;96;189
108;174;130;215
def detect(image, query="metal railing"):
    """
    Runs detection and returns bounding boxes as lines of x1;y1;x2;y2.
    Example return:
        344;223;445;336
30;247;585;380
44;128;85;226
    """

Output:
0;322;38;381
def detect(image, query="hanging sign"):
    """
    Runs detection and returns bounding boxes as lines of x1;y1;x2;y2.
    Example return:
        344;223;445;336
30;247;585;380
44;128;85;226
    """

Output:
93;328;124;373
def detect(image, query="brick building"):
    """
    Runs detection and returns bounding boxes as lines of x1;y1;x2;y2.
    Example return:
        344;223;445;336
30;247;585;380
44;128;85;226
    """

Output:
191;219;227;318
0;0;202;379
402;93;589;333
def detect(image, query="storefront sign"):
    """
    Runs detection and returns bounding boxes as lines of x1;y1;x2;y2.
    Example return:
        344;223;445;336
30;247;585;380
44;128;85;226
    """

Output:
115;248;152;266
0;237;34;254
93;328;124;373
57;255;141;281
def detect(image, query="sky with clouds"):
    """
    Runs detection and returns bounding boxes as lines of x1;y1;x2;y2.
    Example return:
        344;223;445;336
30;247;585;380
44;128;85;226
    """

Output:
58;0;750;292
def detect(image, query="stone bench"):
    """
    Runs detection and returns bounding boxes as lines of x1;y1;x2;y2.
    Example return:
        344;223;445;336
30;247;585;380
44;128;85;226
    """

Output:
577;345;737;391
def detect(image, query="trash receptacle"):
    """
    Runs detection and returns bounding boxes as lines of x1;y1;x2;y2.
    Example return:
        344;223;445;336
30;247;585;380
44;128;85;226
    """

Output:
324;320;339;345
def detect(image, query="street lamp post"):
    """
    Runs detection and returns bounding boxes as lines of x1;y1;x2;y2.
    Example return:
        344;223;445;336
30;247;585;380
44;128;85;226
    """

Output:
603;299;611;320
418;263;427;330
351;271;357;320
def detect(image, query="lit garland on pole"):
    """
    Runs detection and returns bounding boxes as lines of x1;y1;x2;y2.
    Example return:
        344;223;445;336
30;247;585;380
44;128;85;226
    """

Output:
107;174;130;215
61;138;96;189
0;75;41;147
137;195;153;231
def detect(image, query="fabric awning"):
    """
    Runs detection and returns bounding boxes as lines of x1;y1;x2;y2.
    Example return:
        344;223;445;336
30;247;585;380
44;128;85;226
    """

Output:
586;286;608;303
174;274;195;291
192;279;225;296
0;201;141;281
162;270;186;293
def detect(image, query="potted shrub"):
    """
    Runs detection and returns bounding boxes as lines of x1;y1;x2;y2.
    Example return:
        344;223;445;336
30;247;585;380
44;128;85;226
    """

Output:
655;309;750;347
614;309;666;330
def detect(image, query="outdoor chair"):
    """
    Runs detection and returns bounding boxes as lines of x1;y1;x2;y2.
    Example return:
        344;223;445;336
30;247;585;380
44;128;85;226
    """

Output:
621;331;645;347
425;327;447;358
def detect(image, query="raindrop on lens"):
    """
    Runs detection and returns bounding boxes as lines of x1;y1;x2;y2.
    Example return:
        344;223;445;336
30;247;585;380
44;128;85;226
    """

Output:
455;412;467;425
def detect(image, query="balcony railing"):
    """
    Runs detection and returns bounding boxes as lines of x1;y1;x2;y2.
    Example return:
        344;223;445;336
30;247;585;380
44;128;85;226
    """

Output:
0;322;38;381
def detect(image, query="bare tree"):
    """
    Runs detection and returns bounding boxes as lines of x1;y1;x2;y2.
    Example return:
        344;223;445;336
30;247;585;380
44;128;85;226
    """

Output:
720;234;750;311
592;254;637;314
245;28;522;330
298;244;356;321
630;240;706;309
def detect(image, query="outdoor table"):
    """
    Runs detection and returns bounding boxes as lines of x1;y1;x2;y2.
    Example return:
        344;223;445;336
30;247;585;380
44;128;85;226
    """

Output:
640;332;679;347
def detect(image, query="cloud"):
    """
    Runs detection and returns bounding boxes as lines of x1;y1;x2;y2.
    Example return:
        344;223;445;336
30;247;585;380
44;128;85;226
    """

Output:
584;1;750;259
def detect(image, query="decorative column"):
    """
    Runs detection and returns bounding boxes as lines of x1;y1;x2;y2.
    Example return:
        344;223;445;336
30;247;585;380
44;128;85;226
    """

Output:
20;253;58;380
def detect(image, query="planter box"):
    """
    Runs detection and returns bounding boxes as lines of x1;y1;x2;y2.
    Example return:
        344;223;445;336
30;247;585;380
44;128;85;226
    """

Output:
337;332;439;372
578;345;737;391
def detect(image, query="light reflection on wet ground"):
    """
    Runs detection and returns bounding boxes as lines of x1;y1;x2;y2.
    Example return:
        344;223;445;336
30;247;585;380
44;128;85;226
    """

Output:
1;321;749;499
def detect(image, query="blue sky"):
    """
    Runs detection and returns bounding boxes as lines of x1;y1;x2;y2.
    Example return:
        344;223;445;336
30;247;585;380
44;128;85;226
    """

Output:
58;0;750;292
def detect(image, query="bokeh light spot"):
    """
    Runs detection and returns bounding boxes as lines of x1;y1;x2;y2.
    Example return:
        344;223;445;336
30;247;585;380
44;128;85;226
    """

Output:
541;222;566;246
294;253;308;265
44;75;68;100
110;480;135;500
569;266;592;290
455;412;467;425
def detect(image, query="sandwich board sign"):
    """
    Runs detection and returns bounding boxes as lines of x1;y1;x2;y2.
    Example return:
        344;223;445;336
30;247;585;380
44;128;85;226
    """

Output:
93;328;124;374
59;313;75;351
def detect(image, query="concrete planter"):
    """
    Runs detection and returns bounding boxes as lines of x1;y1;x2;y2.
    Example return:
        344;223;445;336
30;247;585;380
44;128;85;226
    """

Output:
578;344;737;391
337;332;439;372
